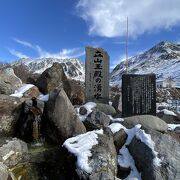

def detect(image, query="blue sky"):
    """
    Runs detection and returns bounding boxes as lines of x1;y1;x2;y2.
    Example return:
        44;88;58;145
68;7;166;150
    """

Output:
0;0;180;69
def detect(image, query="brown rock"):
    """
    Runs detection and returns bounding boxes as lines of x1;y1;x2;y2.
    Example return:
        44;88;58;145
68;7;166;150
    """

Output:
0;95;23;136
45;87;86;143
23;86;41;98
113;129;127;152
0;68;22;95
69;79;85;105
36;63;71;97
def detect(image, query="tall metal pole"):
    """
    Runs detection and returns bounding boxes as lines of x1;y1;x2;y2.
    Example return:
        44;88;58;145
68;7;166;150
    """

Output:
125;16;128;74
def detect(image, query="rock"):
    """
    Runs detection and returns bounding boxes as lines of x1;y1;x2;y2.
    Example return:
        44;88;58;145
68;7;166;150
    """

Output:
69;79;85;105
45;87;86;144
79;106;87;115
167;131;180;144
157;111;180;124
0;162;10;180
23;86;41;98
128;127;180;180
95;103;116;116
89;172;120;180
84;109;111;131
0;138;28;168
36;63;71;97
0;68;22;95
76;128;118;179
122;115;168;133
15;98;44;142
113;129;127;152
27;73;40;85
0;95;23;137
23;98;44;114
174;126;180;133
112;94;121;112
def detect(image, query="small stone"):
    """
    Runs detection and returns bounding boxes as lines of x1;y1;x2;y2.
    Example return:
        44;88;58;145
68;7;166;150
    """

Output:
174;126;180;133
84;109;111;131
79;106;87;115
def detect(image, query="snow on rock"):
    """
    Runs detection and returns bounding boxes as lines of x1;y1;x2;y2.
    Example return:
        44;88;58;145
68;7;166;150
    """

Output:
108;123;126;134
2;150;15;161
135;129;162;167
118;146;142;180
109;121;162;180
108;115;124;123
10;84;34;98
168;124;180;131
76;102;96;122
161;109;177;116
37;94;49;102
63;129;103;173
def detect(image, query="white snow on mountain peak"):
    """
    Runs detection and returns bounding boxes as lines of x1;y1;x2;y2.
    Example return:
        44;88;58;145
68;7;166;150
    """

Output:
12;58;85;82
110;41;180;87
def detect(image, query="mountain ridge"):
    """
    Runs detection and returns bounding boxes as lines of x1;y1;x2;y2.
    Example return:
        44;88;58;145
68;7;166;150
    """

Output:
11;57;85;82
110;41;180;86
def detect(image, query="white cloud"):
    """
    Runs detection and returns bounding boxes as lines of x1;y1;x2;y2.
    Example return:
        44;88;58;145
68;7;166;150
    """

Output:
13;38;34;48
76;0;180;38
8;48;29;59
12;38;85;59
36;46;85;59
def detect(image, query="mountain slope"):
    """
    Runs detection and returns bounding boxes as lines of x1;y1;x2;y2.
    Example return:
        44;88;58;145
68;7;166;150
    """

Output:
110;41;180;86
12;58;85;81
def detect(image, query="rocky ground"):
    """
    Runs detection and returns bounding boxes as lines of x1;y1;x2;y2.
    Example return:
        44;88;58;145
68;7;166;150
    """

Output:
0;63;180;180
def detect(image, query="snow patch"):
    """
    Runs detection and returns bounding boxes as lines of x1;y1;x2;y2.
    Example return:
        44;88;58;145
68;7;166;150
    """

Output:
161;109;177;116
2;150;15;161
10;84;34;98
63;129;103;173
136;129;162;167
76;102;96;122
108;115;124;123
109;121;161;180
108;123;126;134
118;146;142;180
37;94;49;102
168;124;180;131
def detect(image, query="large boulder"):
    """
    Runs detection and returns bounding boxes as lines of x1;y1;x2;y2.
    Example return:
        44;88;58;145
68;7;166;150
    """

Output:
84;109;111;131
0;95;23;137
0;138;28;168
128;127;180;180
95;103;116;116
0;68;22;95
0;162;11;180
64;128;118;180
89;172;120;180
157;110;180;124
122;115;168;133
44;87;86;144
36;63;71;97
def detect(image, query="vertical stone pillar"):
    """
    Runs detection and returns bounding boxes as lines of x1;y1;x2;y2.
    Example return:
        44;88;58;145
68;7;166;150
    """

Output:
85;47;109;104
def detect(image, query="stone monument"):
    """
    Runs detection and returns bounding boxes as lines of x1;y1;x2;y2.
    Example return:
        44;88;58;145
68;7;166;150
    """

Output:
85;47;109;104
122;74;156;117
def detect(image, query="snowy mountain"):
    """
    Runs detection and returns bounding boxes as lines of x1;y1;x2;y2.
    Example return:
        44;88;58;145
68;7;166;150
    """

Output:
110;41;180;86
12;58;85;82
